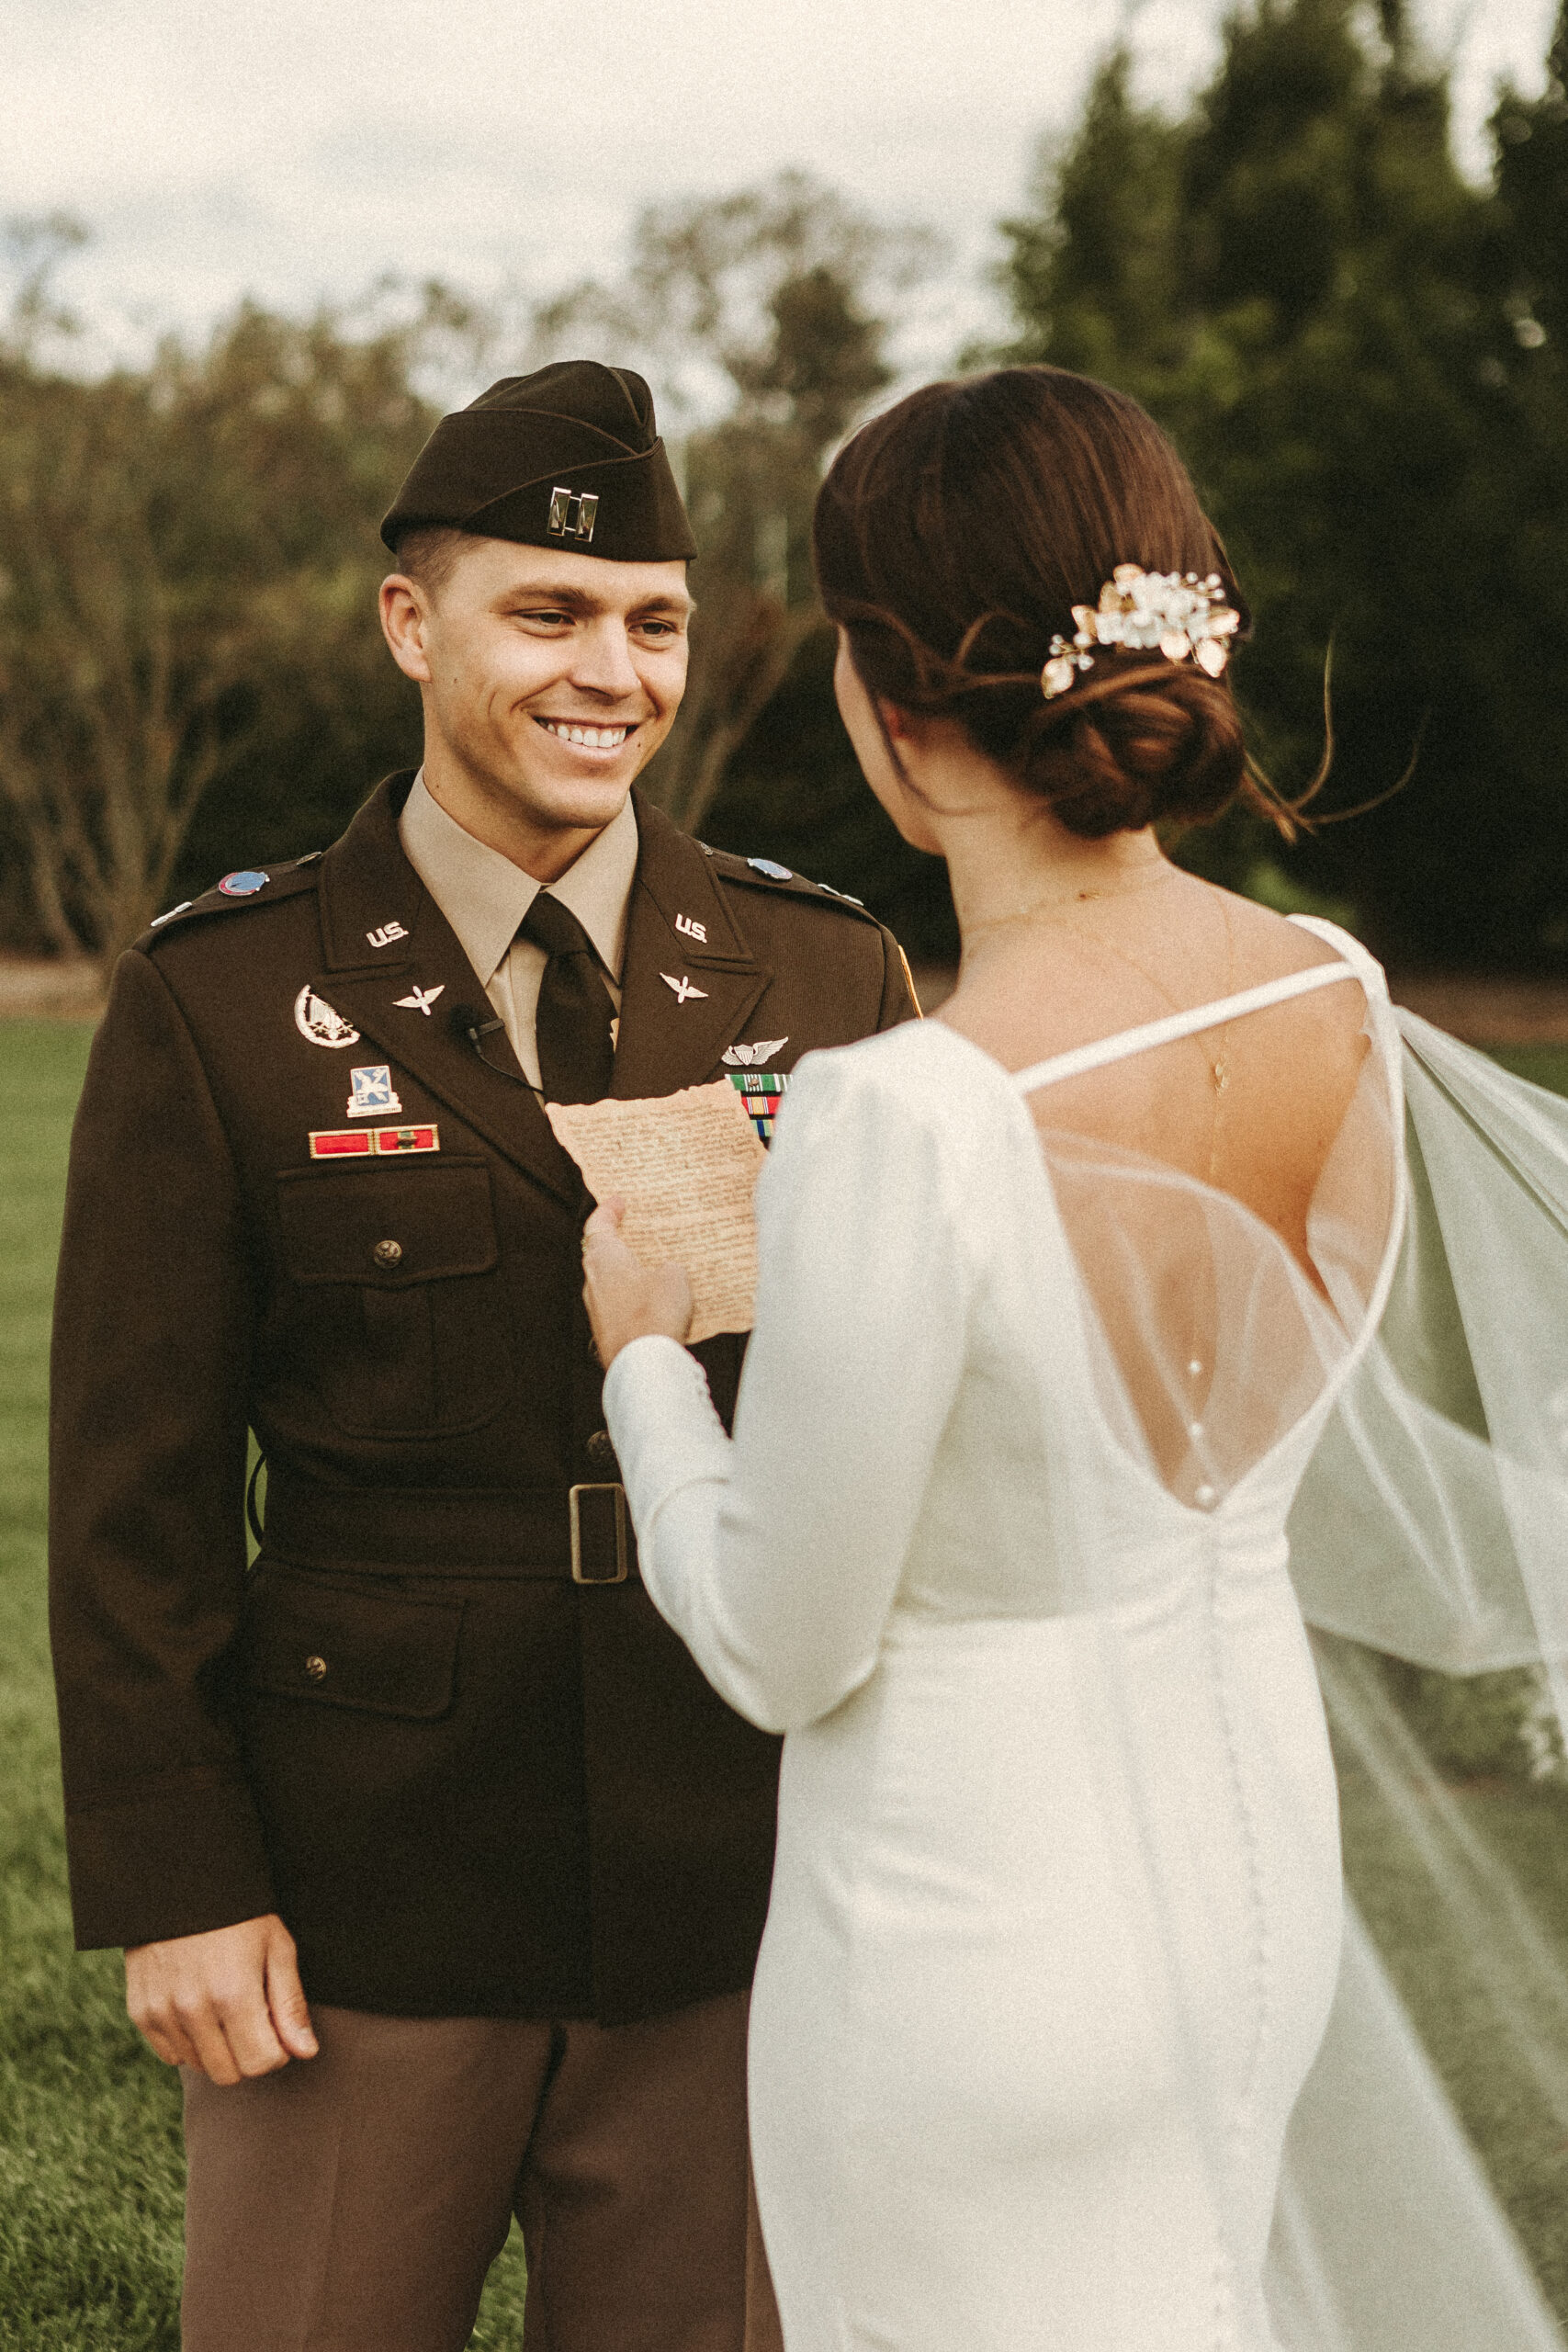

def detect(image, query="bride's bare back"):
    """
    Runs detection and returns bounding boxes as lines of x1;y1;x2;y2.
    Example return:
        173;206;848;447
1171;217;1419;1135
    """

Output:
938;870;1393;1499
939;870;1371;1274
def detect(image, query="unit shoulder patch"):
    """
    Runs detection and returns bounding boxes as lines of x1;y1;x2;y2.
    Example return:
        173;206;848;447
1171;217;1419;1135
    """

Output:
138;854;323;949
701;846;874;922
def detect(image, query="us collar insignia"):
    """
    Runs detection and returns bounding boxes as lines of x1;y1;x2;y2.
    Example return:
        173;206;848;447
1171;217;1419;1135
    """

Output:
395;984;446;1015
347;1065;402;1117
661;973;708;1004
723;1038;787;1068
310;1123;439;1159
219;868;268;897
728;1069;789;1143
295;986;361;1048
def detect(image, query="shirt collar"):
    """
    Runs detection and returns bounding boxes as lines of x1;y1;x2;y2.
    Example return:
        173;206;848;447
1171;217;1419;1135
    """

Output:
399;772;640;988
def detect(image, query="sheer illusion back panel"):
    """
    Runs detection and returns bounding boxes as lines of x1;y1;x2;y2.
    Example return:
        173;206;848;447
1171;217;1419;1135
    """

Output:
1012;943;1400;1507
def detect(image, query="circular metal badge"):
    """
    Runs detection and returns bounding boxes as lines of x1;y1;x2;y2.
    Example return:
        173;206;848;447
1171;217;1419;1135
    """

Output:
219;869;269;897
293;985;361;1048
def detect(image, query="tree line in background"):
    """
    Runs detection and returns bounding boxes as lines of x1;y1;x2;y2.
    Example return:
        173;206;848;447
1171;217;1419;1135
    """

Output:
2;0;1567;978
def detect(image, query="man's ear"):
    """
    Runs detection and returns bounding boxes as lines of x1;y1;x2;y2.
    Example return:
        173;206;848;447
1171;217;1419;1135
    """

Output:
379;575;434;684
876;697;918;745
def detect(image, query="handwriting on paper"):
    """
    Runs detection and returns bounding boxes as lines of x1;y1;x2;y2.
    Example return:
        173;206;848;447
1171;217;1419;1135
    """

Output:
546;1080;768;1343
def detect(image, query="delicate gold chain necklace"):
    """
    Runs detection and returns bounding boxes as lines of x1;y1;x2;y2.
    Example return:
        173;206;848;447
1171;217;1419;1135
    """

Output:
1055;891;1239;1494
961;858;1181;946
1060;891;1238;1186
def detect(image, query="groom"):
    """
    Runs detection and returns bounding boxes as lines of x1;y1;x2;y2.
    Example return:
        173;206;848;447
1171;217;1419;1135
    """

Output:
49;361;919;2349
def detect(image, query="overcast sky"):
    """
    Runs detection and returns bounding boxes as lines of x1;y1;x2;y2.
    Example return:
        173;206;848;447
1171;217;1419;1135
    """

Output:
5;0;1559;379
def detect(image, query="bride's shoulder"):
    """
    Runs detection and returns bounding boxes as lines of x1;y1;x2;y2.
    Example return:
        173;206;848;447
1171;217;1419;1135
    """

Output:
780;1019;1019;1159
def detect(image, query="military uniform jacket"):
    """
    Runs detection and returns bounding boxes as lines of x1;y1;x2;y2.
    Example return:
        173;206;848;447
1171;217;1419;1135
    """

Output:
49;774;919;2024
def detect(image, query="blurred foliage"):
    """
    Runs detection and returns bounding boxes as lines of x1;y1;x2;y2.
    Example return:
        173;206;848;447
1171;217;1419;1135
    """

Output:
7;5;1568;973
0;252;485;973
987;0;1568;969
1382;1657;1568;1786
0;176;958;967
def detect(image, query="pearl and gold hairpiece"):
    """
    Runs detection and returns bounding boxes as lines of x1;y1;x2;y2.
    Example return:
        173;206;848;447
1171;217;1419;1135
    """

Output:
1042;565;1241;700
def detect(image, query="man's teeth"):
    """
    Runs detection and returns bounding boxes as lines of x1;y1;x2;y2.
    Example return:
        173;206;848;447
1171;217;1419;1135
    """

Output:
539;720;629;749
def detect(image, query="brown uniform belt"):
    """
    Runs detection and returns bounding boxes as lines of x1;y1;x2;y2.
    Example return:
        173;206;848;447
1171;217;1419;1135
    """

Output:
261;1468;637;1585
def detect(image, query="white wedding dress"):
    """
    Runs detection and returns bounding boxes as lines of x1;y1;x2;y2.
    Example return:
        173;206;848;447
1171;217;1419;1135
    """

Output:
603;917;1568;2352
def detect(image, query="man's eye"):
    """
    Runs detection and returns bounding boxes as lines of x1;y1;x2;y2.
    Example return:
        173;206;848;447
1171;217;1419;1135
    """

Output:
519;608;571;627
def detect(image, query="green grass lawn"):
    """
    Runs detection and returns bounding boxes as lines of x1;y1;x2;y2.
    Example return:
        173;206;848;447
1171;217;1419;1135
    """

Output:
3;1021;1568;2343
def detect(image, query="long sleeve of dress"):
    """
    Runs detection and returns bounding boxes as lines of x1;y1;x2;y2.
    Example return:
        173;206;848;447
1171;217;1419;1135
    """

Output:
603;1046;976;1733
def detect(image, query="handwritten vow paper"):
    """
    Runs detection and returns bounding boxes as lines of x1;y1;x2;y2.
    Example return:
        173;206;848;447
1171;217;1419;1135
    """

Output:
546;1080;768;1343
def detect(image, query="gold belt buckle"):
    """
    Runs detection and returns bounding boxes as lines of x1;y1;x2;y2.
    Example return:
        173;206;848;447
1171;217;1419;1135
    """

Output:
569;1483;629;1585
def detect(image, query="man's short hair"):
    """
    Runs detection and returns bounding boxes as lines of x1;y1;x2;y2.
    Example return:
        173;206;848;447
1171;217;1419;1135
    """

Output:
391;525;469;602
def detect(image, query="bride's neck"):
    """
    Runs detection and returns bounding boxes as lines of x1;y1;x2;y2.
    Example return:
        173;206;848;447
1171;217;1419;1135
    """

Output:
933;786;1168;955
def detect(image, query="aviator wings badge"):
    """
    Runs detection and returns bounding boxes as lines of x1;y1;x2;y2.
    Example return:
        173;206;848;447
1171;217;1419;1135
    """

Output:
723;1037;788;1068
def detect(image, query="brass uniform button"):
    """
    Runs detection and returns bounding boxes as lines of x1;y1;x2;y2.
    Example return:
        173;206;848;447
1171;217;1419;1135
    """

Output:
372;1238;403;1270
304;1654;329;1683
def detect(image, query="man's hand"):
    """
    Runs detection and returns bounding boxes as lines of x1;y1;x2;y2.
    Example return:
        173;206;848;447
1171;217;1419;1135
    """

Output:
125;1913;319;2086
582;1197;694;1368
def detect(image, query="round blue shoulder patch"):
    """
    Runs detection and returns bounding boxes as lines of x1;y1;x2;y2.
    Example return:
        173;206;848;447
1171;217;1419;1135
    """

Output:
218;869;269;898
748;857;794;882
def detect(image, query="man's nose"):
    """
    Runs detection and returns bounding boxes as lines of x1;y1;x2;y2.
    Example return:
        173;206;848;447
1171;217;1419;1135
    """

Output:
570;621;643;699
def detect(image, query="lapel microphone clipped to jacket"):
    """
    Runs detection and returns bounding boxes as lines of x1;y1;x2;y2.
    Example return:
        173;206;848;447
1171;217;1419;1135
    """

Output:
450;1001;536;1091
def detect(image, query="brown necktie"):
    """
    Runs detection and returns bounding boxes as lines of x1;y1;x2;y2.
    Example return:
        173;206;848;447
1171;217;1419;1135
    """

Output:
520;893;615;1103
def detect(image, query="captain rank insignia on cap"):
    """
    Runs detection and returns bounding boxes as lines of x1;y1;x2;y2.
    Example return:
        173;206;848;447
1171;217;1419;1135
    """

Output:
548;486;599;543
310;1124;440;1159
729;1071;789;1143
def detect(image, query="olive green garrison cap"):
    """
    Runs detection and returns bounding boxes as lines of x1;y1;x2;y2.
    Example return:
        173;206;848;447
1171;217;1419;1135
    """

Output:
381;359;697;562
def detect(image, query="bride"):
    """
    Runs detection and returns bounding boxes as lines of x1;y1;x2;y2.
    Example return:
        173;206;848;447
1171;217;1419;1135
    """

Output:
580;367;1568;2349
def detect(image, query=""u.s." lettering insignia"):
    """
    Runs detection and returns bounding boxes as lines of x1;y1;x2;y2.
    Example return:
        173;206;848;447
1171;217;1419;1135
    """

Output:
728;1071;788;1143
309;1124;440;1159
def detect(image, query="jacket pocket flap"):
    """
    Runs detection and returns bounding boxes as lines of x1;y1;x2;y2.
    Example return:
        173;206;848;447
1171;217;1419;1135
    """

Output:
244;1569;462;1719
276;1160;499;1288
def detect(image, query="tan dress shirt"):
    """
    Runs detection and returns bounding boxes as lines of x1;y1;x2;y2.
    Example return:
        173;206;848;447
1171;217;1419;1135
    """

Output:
399;773;639;1090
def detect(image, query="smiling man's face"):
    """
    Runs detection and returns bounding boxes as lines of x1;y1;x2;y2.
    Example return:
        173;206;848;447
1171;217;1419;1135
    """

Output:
380;535;693;879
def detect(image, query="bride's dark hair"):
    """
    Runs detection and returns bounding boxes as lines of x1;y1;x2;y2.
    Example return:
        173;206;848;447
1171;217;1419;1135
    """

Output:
812;366;1289;839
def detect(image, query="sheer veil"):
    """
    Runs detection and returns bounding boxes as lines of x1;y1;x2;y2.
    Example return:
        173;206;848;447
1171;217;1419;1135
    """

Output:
1021;921;1568;2347
1274;1001;1568;2349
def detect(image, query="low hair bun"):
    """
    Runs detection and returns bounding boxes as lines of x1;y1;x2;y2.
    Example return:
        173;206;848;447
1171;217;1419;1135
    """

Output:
813;366;1280;844
1019;662;1248;840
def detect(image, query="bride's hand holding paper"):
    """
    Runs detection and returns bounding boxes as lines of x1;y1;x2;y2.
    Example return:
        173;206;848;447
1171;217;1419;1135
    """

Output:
582;1198;694;1366
550;1077;768;1361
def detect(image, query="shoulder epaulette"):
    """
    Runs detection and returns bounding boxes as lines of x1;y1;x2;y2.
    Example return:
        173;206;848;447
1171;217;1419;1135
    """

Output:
700;843;875;921
138;854;323;947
